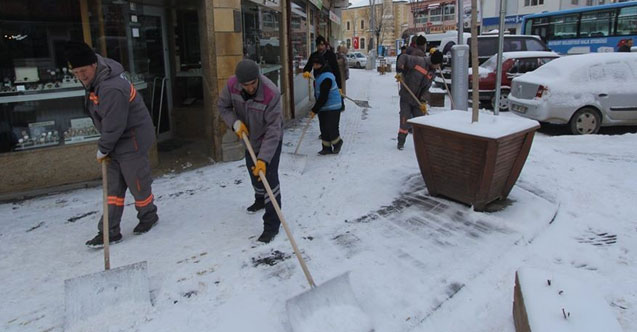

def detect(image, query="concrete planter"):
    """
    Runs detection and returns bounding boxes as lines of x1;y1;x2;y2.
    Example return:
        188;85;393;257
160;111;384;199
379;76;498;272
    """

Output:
409;111;540;211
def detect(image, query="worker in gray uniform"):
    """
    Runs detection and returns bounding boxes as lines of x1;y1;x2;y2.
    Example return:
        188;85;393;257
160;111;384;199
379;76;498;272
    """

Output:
395;50;443;150
65;41;159;248
218;59;283;243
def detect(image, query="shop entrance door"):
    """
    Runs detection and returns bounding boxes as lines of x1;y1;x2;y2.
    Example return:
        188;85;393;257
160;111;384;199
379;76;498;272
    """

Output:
137;6;173;141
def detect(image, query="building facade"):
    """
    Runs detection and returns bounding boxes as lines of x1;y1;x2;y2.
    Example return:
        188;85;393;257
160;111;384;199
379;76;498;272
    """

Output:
0;0;344;196
341;0;410;55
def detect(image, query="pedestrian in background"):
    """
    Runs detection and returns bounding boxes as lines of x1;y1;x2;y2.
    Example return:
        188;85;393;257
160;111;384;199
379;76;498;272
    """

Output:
336;45;350;96
218;59;283;243
65;41;159;248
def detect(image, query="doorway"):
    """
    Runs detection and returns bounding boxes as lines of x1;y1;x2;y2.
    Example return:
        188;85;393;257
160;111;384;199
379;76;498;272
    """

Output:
135;6;173;141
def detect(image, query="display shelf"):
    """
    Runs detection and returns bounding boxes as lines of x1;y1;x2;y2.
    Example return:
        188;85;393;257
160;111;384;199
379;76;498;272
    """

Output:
0;81;148;104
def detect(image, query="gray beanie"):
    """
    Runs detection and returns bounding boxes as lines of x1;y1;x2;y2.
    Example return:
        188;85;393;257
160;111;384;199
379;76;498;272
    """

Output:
235;59;260;83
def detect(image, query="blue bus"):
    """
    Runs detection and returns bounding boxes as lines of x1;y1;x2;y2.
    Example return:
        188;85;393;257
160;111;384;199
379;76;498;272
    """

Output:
522;1;637;54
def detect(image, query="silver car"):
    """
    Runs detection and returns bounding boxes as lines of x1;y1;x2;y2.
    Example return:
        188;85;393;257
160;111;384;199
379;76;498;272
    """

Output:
508;53;637;134
347;52;367;68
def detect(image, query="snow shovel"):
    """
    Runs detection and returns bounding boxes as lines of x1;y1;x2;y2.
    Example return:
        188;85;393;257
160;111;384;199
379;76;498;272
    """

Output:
280;115;313;175
307;75;371;108
437;69;455;109
240;133;371;331
397;75;428;115
64;160;151;331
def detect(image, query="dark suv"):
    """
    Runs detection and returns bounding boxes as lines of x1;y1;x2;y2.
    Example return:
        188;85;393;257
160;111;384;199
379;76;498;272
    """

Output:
436;34;550;87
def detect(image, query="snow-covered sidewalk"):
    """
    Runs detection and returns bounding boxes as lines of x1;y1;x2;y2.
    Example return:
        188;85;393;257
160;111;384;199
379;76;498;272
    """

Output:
1;69;636;332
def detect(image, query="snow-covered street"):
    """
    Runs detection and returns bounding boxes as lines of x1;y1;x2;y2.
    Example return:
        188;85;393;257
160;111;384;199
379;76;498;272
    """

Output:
1;68;636;332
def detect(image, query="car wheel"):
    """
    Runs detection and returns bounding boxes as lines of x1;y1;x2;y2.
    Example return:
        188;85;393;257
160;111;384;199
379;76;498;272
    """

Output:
356;62;361;68
491;89;510;111
569;107;601;135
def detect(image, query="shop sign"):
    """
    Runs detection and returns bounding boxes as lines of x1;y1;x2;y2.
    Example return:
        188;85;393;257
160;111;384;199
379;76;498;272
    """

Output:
249;0;280;8
308;0;322;10
329;10;340;25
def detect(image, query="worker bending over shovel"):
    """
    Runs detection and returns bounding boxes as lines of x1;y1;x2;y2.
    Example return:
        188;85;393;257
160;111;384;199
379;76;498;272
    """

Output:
218;59;283;243
395;50;443;150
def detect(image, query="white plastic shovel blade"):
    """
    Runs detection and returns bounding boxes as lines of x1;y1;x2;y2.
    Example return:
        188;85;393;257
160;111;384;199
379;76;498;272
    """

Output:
64;261;151;331
286;272;372;332
281;152;308;175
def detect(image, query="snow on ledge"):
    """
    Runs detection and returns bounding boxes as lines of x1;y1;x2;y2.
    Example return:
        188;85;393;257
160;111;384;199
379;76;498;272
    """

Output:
517;267;622;332
408;110;539;139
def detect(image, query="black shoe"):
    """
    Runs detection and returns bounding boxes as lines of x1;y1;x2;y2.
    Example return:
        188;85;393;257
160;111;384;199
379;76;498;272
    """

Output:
318;145;333;155
332;139;344;154
397;133;407;150
133;219;158;234
247;200;265;213
257;230;279;243
86;232;122;248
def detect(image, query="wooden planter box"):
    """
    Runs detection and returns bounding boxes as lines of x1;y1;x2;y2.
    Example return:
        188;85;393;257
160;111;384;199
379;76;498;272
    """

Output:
409;111;540;211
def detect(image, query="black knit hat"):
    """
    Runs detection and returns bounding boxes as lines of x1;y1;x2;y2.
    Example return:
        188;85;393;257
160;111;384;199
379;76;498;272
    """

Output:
235;59;260;83
316;35;326;46
64;41;97;68
309;53;326;66
431;50;443;65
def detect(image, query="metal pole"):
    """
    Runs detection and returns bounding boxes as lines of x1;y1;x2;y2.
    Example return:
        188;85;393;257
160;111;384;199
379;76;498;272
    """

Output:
457;0;462;44
470;0;479;122
493;0;506;115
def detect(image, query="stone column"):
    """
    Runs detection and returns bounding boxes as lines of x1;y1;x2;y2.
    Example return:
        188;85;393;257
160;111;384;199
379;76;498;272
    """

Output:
199;0;245;162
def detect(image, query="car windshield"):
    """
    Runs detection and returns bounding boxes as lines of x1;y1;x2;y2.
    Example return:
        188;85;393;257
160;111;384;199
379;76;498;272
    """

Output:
480;55;499;71
356;53;365;58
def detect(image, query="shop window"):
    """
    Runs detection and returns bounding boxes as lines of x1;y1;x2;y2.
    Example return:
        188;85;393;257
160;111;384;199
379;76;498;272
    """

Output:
346;39;351;49
360;38;365;50
443;4;455;21
242;0;282;87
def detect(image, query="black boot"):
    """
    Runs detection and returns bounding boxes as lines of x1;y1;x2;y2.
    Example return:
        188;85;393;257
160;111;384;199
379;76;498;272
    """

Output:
397;133;407;150
133;218;158;234
247;200;265;213
86;232;123;248
318;143;333;155
332;138;344;154
257;229;279;243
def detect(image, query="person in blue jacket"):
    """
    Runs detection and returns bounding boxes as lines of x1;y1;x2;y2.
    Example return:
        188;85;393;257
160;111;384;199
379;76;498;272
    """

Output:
309;53;344;155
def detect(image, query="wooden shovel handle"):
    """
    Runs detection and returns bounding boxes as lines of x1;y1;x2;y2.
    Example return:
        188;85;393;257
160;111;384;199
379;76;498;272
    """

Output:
101;160;110;271
397;76;424;107
437;70;455;109
294;116;313;155
241;133;317;288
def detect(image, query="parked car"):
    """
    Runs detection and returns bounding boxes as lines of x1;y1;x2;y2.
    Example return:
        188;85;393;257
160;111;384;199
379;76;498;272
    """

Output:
468;51;560;110
508;53;637;135
435;34;550;87
347;52;367;68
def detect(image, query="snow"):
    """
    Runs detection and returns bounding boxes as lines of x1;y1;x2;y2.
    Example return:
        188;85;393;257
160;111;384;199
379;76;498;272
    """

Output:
518;267;623;332
1;68;637;332
408;109;539;139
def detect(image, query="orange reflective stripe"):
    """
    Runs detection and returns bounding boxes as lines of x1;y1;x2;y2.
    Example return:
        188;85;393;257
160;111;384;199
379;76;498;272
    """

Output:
107;196;125;206
414;65;433;80
414;65;428;76
129;84;137;102
89;92;99;105
398;128;409;134
135;194;154;207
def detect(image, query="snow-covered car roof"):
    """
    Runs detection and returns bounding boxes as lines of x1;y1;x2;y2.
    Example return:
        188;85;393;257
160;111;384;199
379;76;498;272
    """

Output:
520;52;637;82
498;51;560;59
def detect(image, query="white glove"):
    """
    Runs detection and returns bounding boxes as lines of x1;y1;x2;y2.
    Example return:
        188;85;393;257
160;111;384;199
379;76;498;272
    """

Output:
96;150;108;162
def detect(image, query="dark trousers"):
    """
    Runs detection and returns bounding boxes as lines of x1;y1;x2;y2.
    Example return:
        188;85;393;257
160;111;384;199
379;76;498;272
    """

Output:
245;140;282;233
318;111;342;146
398;98;424;135
98;153;158;235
